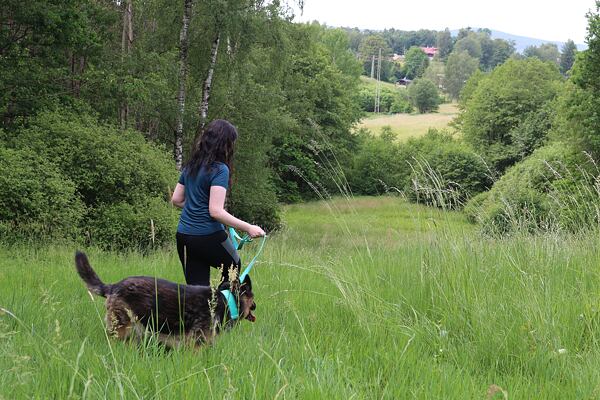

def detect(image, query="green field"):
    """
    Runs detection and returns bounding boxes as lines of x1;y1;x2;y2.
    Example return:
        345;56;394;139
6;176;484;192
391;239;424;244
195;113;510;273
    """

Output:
359;103;459;140
3;197;600;398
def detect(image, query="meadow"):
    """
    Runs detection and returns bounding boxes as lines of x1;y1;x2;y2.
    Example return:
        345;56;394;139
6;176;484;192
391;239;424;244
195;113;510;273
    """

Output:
359;103;459;140
3;196;600;399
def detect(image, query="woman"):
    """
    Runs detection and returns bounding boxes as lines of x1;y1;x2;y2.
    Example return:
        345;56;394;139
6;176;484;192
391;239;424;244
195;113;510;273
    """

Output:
171;119;265;286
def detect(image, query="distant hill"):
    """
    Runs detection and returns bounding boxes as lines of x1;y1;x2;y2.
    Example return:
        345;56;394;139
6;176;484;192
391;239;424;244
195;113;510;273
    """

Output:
450;29;587;53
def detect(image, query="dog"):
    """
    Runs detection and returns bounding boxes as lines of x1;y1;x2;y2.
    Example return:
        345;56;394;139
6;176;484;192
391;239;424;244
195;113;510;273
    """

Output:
75;251;256;347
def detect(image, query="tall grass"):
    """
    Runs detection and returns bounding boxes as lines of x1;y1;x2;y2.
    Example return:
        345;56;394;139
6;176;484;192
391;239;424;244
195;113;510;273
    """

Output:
3;197;600;398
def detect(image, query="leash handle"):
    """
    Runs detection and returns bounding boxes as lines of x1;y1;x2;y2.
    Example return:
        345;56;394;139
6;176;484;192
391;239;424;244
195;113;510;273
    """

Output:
239;234;267;283
229;227;251;250
228;227;267;283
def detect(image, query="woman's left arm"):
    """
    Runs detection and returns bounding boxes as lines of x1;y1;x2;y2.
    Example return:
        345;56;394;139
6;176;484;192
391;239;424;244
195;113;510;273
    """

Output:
171;183;185;208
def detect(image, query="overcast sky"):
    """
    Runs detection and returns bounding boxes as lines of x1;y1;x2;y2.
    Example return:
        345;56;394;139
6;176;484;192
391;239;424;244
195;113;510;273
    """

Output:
292;0;594;44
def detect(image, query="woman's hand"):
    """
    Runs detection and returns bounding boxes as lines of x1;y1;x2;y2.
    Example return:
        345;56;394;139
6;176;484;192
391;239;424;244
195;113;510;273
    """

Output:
247;225;265;238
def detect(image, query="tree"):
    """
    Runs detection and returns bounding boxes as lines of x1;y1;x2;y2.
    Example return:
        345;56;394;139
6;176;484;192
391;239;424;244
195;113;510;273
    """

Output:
560;39;577;75
560;1;600;154
459;58;562;172
403;46;429;79
444;51;479;100
358;34;391;76
320;28;363;77
523;43;560;64
408;79;440;113
423;61;445;91
175;0;193;170
490;38;515;68
435;28;453;60
453;35;482;59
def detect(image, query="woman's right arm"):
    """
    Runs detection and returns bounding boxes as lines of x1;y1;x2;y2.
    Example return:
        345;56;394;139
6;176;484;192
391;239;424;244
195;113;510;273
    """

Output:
171;183;185;208
208;186;265;237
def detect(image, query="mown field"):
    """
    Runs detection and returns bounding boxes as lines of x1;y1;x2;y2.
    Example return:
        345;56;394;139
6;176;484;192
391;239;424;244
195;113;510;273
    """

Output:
359;103;459;140
3;197;600;398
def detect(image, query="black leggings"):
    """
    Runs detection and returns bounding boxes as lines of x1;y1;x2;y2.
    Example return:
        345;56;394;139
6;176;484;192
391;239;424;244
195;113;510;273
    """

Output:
176;230;241;286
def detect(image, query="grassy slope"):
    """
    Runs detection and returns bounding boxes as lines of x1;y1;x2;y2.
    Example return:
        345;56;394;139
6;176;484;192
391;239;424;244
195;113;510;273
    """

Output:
359;75;458;140
2;197;600;398
359;103;459;140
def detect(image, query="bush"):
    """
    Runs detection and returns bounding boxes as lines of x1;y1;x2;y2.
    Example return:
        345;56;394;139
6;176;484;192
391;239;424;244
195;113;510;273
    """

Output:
2;109;179;249
464;142;599;234
0;145;85;239
7;109;177;207
350;129;491;207
87;197;179;251
459;58;562;173
356;85;412;114
408;79;441;113
404;131;492;208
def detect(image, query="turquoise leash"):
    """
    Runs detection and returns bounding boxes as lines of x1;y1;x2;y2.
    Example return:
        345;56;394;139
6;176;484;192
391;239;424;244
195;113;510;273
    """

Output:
239;233;267;283
220;289;239;320
220;227;267;320
229;227;252;250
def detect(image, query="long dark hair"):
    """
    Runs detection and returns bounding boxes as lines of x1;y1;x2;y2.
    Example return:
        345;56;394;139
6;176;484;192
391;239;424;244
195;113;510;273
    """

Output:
185;119;237;182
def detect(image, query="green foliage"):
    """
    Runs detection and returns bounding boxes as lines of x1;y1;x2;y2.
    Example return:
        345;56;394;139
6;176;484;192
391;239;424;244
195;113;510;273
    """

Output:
408;79;440;113
0;145;85;240
357;83;411;114
464;142;599;234
445;51;480;100
423;60;445;90
88;197;178;251
358;34;394;80
402;46;429;80
509;104;554;159
268;23;362;204
453;35;482;59
0;0;108;126
561;2;600;155
350;129;491;207
7;110;177;207
435;28;454;61
560;39;578;75
1;109;178;248
524;43;560;64
459;58;562;172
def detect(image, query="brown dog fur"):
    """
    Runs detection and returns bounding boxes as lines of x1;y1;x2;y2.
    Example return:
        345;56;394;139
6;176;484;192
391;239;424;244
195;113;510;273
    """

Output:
75;251;255;347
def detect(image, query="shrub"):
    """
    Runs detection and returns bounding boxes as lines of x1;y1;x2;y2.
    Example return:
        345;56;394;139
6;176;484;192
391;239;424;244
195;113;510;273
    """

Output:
7;109;177;207
2;109;179;249
87;197;179;251
408;79;441;113
0;145;85;239
356;85;412;114
350;129;491;207
459;58;562;173
404;131;492;208
464;142;598;234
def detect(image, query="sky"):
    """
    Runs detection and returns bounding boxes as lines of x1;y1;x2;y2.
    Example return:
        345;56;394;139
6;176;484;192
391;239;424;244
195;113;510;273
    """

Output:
292;0;594;44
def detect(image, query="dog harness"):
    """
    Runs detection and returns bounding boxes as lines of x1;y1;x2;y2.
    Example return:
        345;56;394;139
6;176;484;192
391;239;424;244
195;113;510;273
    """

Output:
219;228;267;320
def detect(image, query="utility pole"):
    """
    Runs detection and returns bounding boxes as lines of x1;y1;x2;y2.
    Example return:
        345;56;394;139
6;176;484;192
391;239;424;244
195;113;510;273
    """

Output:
375;48;382;113
370;55;375;79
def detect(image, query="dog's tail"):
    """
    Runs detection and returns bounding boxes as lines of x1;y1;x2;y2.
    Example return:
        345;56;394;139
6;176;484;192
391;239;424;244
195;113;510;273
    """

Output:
75;251;109;297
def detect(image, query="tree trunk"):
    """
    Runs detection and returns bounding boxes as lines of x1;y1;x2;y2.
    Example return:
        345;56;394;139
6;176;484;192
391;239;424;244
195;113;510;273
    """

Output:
175;0;193;171
120;0;133;130
198;32;220;133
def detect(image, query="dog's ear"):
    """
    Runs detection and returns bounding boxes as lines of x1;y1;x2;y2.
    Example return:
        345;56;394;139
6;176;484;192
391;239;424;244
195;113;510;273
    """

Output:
241;275;252;292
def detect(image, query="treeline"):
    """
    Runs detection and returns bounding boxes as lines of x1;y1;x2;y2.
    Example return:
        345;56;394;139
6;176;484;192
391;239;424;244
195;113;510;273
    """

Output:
0;0;363;249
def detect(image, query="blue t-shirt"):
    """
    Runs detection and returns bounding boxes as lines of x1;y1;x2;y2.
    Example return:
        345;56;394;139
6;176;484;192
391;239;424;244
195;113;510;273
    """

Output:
177;162;229;235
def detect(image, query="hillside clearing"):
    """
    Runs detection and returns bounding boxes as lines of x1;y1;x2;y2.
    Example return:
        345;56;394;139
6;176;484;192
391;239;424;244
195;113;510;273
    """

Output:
359;103;459;140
